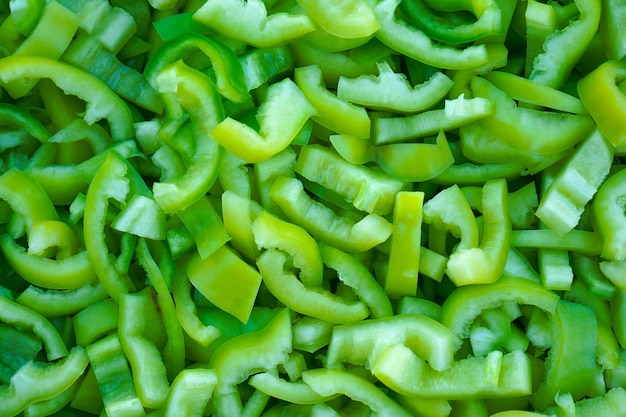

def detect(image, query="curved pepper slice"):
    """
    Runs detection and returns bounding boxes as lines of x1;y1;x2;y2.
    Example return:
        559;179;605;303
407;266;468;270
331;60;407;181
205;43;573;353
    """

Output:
83;151;139;301
210;78;315;163
256;249;369;324
577;59;626;149
192;0;316;48
252;210;323;287
302;368;413;417
296;144;406;215
400;0;502;43
294;64;369;138
153;60;225;213
0;103;49;143
15;281;108;318
0;295;68;361
373;130;455;182
337;62;453;113
326;314;454;372
529;0;601;88
0;346;88;417
531;300;604;410
372;347;532;400
0;56;134;141
296;0;379;39
208;308;292;415
320;244;393;318
373;0;498;69
591;168;626;261
440;276;560;352
470;76;594;154
0;235;96;290
445;179;511;286
144;32;249;104
248;372;336;405
270;176;393;253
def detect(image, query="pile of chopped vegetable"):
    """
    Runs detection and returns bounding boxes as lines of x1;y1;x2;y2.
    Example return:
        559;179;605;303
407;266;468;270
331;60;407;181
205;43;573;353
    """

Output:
1;0;626;416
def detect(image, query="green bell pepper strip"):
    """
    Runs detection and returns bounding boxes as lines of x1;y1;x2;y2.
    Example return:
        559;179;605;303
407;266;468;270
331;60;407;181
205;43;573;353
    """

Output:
373;130;455;182
0;56;134;141
9;0;45;36
152;60;225;213
531;300;604;410
72;297;119;347
218;150;253;199
536;129;613;236
210;78;316;163
0;103;49;143
186;244;263;325
151;12;207;41
469;76;594;154
252;210;323;288
7;1;79;98
399;0;502;44
15;281;108;318
295;144;406;216
0;295;67;360
320;244;393;318
432;160;526;186
483;70;588;115
176;195;230;260
256;249;370;324
326;314;454;372
445;179;510;286
192;0;315;49
248;372;336;405
136;239;185;379
524;0;558;79
373;346;532;400
208;308;292;413
529;0;601;89
161;369;218;417
373;95;494;145
144;32;250;104
337;62;453;113
591;168;626;261
270;176;393;253
294;64;369;139
441;276;560;352
83;151;136;301
0;324;41;385
600;0;626;60
118;289;170;409
22;374;82;417
296;0;379;39
62;33;163;114
85;334;146;417
578;60;626;149
373;0;495;70
292;316;335;353
380;191;423;297
546;388;626;417
0;346;88;417
302;368;413;417
511;228;602;255
0;167;57;236
172;260;221;347
423;183;479;253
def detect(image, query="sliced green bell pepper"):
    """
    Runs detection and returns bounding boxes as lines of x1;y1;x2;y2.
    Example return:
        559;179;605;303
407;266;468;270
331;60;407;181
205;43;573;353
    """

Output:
210;78;315;163
269;176;393;253
0;56;134;141
296;0;379;39
192;0;315;48
152;60;225;213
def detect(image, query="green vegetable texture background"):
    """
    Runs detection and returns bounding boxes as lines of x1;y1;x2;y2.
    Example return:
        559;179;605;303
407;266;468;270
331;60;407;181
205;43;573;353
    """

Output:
1;0;626;415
